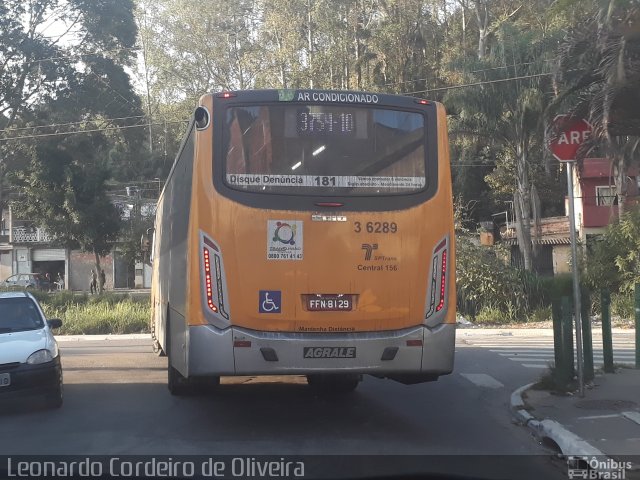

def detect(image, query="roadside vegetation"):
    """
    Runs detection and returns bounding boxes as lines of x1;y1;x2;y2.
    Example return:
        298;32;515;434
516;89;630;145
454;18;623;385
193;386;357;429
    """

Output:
29;291;150;335
456;207;640;327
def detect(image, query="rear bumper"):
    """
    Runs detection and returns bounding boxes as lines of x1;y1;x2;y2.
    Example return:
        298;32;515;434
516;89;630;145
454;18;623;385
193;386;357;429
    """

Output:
188;323;455;377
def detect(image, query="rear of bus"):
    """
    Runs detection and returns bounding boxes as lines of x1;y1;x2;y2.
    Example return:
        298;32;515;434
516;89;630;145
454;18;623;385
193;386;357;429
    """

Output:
180;89;455;388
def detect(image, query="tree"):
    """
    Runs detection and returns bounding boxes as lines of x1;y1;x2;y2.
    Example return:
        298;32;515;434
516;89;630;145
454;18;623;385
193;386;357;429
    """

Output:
15;139;122;293
586;207;640;293
549;0;640;217
0;0;140;213
445;24;561;270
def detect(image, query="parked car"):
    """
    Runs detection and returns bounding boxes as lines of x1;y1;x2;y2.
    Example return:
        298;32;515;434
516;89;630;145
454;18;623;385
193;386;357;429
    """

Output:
0;292;63;408
0;273;51;291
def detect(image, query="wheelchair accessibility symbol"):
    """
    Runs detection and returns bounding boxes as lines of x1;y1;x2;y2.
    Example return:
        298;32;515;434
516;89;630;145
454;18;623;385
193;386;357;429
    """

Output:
259;290;281;313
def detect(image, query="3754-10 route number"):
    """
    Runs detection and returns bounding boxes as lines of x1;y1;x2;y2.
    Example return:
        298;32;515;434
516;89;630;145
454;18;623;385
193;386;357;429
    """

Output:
354;221;398;234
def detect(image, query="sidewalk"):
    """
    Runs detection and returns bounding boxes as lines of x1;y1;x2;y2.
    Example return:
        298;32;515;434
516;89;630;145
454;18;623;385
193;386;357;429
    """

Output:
512;368;640;475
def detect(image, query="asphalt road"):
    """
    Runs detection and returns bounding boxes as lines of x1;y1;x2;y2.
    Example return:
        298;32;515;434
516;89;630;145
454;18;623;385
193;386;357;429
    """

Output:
0;332;576;480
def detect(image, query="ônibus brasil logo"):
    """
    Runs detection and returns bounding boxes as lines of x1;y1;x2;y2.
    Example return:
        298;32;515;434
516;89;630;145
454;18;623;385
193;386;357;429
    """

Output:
273;222;296;245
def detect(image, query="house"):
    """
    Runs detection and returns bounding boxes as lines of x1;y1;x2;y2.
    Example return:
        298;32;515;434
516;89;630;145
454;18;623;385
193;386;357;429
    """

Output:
501;216;572;276
494;157;639;275
570;157;640;243
0;198;156;290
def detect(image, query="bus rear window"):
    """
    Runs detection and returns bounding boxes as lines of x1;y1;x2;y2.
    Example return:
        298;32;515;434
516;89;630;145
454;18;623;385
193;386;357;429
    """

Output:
223;105;426;195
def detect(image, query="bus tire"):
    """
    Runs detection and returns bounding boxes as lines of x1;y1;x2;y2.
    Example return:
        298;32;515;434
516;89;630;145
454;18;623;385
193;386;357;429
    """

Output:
306;374;361;393
166;311;191;396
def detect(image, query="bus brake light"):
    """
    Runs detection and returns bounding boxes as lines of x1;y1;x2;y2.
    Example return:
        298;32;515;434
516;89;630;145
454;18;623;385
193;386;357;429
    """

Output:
203;248;219;313
425;237;448;319
436;250;447;312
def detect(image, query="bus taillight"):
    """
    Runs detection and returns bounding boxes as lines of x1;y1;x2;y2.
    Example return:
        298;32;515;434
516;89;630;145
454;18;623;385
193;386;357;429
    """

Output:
203;248;218;313
425;237;448;320
200;232;231;324
436;249;447;312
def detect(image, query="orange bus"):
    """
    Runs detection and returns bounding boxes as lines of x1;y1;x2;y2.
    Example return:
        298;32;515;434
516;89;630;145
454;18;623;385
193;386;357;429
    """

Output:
150;89;455;394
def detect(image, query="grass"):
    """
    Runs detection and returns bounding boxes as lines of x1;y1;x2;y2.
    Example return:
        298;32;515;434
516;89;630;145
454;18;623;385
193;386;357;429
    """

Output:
532;366;577;394
2;289;151;335
44;300;150;334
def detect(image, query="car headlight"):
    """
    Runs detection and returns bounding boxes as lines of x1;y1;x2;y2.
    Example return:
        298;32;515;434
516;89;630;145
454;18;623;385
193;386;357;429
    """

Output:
27;349;54;365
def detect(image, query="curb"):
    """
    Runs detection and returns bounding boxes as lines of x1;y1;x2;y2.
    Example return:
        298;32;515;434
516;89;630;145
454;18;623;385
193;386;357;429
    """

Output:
510;382;606;457
56;334;151;342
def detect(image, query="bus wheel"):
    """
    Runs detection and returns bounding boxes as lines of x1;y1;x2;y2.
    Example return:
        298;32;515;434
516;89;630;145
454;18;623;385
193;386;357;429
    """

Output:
168;364;192;396
306;374;361;393
166;312;191;395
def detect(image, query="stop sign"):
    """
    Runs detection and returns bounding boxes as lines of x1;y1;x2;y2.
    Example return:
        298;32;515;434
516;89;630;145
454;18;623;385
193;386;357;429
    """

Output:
549;115;592;162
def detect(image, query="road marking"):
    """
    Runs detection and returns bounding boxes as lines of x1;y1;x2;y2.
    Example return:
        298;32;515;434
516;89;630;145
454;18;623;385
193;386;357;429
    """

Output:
577;414;621;420
622;412;640;426
460;373;504;388
460;334;636;369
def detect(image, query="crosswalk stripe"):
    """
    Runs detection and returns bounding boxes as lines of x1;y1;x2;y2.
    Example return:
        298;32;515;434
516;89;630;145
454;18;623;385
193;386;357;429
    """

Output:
459;332;637;369
495;353;635;358
460;373;504;388
491;350;634;354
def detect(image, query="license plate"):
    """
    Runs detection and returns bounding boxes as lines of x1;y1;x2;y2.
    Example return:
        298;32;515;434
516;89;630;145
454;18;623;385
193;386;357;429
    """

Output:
306;295;352;311
0;373;10;387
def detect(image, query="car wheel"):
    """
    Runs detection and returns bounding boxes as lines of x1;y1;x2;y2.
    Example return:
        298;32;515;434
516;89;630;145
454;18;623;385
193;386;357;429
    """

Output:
46;384;63;409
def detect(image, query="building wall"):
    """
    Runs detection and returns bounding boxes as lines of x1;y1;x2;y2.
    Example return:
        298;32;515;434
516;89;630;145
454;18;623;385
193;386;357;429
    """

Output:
552;245;571;275
69;251;114;291
0;249;12;281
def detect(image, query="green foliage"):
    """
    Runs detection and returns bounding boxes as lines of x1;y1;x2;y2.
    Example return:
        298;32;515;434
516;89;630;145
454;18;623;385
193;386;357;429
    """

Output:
14;140;122;259
586;208;640;293
36;291;150;335
539;273;574;302
611;292;635;320
457;235;533;319
527;306;552;323
475;306;516;325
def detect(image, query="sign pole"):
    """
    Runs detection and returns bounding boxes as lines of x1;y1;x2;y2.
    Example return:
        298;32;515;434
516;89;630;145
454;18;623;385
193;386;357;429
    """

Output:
566;161;585;397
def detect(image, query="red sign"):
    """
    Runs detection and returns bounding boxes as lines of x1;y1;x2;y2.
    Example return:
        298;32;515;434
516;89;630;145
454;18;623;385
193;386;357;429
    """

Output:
549;115;592;162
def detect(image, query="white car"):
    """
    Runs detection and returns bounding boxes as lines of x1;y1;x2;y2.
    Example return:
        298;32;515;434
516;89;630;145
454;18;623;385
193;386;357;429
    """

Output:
0;291;63;408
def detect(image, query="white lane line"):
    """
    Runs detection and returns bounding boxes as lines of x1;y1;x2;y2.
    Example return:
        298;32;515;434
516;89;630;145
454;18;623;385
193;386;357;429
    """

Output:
622;412;640;426
460;373;505;388
521;364;547;368
577;414;621;420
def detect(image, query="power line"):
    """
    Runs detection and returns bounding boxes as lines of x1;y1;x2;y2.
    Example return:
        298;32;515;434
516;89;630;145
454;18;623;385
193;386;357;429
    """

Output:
403;71;553;95
24;46;141;65
0;120;187;142
382;59;555;88
0;115;148;134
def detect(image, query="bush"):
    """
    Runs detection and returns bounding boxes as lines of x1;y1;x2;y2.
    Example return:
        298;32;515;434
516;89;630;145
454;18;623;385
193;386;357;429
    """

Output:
43;299;150;334
611;291;634;320
527;306;551;323
475;306;518;325
0;290;152;334
586;207;640;293
456;235;534;320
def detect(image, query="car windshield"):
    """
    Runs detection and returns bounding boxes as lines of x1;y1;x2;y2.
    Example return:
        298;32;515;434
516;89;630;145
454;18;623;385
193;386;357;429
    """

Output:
0;298;44;333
